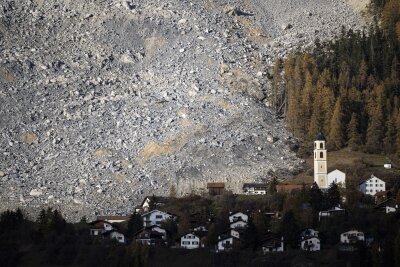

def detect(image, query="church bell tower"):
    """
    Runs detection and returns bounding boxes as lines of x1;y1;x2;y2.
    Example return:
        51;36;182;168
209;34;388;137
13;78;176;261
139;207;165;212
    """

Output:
314;133;328;189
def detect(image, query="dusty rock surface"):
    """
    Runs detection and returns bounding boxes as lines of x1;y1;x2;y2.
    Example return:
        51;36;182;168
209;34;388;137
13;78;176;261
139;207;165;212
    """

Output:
0;0;367;220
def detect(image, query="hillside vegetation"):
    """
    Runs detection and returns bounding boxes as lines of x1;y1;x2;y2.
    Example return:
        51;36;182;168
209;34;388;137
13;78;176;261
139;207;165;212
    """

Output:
273;0;400;158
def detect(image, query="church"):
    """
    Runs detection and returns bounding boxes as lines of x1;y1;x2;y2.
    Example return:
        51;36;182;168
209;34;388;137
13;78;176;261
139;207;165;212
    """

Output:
313;133;346;189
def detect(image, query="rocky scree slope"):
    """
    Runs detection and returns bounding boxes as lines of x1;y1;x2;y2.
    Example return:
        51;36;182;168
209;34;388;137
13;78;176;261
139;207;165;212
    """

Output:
0;0;366;220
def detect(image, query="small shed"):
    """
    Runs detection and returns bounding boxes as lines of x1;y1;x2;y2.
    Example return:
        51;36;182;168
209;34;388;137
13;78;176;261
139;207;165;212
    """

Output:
207;182;225;196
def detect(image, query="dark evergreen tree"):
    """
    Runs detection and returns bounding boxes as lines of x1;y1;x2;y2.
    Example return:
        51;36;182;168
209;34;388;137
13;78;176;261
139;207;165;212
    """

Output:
309;183;324;213
279;210;300;249
329;97;345;149
348;112;361;150
268;177;278;195
325;182;341;208
127;212;143;237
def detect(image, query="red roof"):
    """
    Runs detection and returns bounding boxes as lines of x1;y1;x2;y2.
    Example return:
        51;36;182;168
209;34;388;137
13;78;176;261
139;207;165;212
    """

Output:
207;182;225;188
276;184;303;192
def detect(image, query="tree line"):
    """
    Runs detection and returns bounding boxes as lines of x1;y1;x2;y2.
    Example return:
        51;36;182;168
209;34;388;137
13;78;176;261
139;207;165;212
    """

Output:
271;0;400;156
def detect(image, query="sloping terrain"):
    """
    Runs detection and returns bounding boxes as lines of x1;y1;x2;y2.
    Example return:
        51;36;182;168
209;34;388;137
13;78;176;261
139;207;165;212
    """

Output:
0;0;367;220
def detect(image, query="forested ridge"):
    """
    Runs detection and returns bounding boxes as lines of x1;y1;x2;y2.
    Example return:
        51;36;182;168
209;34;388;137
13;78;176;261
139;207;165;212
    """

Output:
272;0;400;155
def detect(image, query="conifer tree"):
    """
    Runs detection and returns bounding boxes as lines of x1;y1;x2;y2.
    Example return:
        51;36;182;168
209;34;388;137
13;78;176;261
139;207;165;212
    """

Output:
366;86;385;153
322;88;335;135
329;97;345;150
300;71;314;139
384;114;397;154
127;212;143;237
358;59;369;89
309;183;324;213
348;113;361;150
325;182;341;208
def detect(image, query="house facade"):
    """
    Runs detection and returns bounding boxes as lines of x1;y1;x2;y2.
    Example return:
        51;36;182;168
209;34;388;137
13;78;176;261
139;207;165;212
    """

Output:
229;212;248;223
180;233;201;249
217;236;241;251
230;219;248;229
141;209;176;227
340;230;365;244
262;235;284;253
89;220;114;236
301;237;320;251
242;183;268;195
318;206;345;220
106;230;125;244
327;169;346;188
135;228;166;246
359;175;386;196
375;198;398;214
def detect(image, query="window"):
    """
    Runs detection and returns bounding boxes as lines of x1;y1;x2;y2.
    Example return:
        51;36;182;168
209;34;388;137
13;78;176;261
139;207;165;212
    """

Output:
314;143;316;149
192;241;198;245
320;152;323;158
320;143;323;149
314;152;316;159
155;215;162;219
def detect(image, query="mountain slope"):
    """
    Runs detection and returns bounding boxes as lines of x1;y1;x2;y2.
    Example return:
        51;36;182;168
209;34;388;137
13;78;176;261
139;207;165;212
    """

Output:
0;0;367;220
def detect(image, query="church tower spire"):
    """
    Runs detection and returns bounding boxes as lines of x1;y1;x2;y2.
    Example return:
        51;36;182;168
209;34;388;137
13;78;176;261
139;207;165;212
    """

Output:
314;133;328;189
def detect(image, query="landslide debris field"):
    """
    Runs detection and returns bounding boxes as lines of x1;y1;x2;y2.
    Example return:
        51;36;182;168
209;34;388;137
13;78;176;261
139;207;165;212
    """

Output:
0;0;367;220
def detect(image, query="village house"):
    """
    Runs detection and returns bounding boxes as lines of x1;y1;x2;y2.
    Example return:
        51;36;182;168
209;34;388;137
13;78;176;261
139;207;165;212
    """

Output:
230;218;248;229
89;220;114;236
375;198;398;214
220;228;246;239
135;228;166;246
141;209;177;227
88;220;125;243
180;233;202;249
384;163;392;169
265;211;281;219
262;234;284;253
217;235;241;251
318;206;346;221
299;229;320;251
374;190;392;203
359;174;386;196
137;196;169;213
301;236;321;251
207;182;225;195
96;215;130;223
340;230;365;244
327;169;346;188
242;183;268;195
229;212;248;223
104;230;125;244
